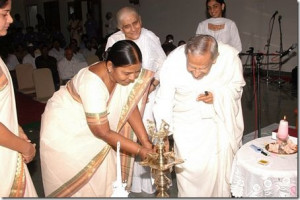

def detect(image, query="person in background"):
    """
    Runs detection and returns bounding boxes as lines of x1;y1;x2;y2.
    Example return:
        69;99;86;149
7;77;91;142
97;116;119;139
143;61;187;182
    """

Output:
0;0;37;197
104;11;118;38
178;40;186;46
48;39;64;62
49;25;67;48
35;44;60;90
24;26;39;48
11;26;24;46
68;13;83;45
69;38;86;63
40;40;154;197
153;35;245;197
12;13;24;32
80;38;97;60
105;6;166;195
5;43;24;89
5;45;19;71
13;42;26;63
57;47;87;85
195;0;242;52
84;12;98;40
161;34;177;55
22;43;40;69
35;13;46;33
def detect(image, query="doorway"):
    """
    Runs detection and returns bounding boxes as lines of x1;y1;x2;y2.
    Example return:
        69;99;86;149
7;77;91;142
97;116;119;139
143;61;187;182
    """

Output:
44;1;61;31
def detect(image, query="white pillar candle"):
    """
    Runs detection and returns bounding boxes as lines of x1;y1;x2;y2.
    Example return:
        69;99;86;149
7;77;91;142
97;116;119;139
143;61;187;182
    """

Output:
277;116;289;141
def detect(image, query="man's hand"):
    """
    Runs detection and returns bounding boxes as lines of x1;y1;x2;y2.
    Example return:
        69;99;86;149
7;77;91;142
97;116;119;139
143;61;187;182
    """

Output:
196;91;213;104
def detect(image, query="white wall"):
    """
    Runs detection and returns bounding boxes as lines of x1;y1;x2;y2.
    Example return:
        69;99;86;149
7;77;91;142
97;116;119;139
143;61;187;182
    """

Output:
228;0;298;72
101;0;298;72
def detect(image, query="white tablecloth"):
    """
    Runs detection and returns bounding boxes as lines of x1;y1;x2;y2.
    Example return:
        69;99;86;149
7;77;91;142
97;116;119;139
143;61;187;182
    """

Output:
230;136;297;197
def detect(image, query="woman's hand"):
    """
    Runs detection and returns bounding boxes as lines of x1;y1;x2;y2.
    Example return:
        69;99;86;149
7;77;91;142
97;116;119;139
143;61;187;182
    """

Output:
148;84;157;94
18;125;31;143
148;79;159;94
139;147;154;160
142;140;153;150
22;143;36;164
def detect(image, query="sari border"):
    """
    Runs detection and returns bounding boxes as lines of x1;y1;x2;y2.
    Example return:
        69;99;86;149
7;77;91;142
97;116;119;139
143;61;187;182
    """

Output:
9;153;26;197
86;111;109;125
48;145;111;197
118;69;154;182
117;69;154;132
66;81;82;103
0;69;8;91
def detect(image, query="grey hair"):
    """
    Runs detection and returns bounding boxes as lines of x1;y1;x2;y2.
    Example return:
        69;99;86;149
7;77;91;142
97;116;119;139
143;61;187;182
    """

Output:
116;6;140;29
185;35;219;61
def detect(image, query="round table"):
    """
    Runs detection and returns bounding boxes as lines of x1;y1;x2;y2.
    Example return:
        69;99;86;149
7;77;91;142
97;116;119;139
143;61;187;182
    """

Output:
230;136;297;197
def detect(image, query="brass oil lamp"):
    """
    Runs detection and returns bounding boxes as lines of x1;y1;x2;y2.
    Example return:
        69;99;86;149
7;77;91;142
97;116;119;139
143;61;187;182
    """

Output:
140;120;184;197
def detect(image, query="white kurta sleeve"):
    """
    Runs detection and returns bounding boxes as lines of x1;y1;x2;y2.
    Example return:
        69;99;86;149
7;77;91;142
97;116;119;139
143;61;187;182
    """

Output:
195;21;205;35
153;57;176;133
138;29;166;80
229;21;242;53
148;35;166;81
153;53;166;81
212;45;245;153
105;31;126;51
105;37;115;50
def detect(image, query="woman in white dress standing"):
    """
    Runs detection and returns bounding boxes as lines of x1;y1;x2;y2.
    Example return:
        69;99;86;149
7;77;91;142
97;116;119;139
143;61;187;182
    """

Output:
196;0;242;52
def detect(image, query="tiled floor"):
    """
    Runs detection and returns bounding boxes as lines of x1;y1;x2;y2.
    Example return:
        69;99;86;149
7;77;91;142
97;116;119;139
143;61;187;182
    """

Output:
24;72;298;197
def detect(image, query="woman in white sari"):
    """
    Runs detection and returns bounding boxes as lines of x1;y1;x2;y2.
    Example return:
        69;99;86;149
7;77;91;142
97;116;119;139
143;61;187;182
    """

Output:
0;0;37;197
40;40;154;197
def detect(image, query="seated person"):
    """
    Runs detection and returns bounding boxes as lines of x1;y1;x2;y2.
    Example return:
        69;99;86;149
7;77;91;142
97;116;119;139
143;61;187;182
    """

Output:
35;44;60;90
22;43;40;69
49;39;65;62
80;39;97;60
58;47;87;85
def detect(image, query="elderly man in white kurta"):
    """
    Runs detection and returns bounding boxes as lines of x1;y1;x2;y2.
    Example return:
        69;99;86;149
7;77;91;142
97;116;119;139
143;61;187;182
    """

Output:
105;6;166;194
153;35;245;197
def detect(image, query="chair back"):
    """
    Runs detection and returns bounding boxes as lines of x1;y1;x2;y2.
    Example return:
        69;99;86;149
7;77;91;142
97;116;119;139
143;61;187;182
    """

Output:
32;68;55;103
15;63;35;94
86;54;100;66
